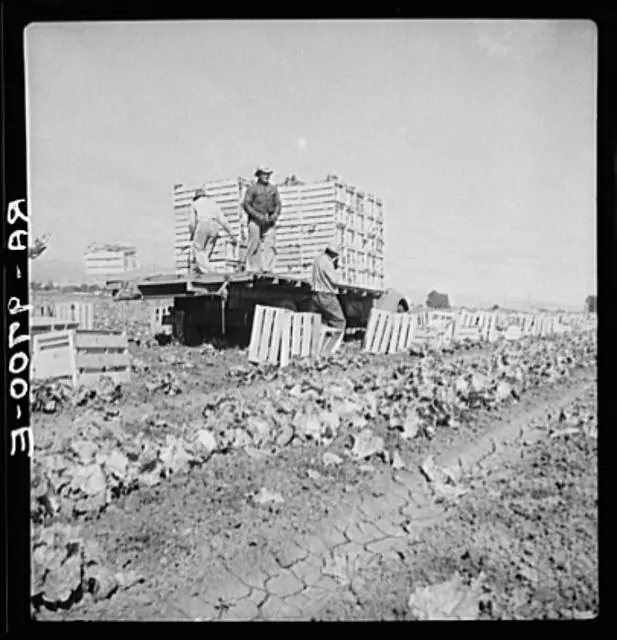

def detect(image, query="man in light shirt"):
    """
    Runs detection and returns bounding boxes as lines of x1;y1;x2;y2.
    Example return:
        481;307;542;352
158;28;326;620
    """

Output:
189;187;237;275
311;243;346;331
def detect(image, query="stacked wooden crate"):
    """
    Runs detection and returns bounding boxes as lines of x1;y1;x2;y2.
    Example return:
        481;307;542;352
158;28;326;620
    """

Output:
84;244;139;283
173;176;385;290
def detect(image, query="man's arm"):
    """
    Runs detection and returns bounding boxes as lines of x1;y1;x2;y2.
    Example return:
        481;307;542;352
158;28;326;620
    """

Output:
243;185;265;224
188;205;198;238
323;257;339;287
270;187;282;223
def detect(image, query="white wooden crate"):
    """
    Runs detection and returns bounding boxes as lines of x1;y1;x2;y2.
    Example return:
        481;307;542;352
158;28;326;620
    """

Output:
74;330;131;386
32;330;78;385
248;305;322;367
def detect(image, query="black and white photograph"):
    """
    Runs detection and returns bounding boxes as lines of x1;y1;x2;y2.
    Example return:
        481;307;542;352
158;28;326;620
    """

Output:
19;17;599;621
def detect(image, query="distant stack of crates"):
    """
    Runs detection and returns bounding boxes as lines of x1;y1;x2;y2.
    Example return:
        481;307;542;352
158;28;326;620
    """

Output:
173;175;385;291
84;243;139;284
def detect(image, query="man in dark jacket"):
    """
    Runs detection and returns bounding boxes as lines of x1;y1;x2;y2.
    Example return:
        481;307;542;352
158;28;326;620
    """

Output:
242;165;282;273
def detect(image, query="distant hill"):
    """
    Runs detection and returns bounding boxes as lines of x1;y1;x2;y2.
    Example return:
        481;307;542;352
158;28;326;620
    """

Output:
29;258;172;285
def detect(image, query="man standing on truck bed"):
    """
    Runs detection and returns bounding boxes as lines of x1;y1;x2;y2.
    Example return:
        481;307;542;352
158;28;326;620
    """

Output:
189;187;237;275
243;165;281;273
311;242;346;331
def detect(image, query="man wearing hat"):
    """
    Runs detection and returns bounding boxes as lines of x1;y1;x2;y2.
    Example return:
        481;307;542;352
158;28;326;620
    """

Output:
189;187;237;274
311;242;346;331
242;165;281;273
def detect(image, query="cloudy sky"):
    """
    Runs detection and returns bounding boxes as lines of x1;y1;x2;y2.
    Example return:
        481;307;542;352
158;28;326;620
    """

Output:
25;20;596;308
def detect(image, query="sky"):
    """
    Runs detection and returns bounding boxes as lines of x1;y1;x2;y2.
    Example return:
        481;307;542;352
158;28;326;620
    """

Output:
25;19;597;309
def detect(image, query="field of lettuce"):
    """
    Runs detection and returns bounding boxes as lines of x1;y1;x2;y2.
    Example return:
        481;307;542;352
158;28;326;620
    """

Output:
30;292;598;621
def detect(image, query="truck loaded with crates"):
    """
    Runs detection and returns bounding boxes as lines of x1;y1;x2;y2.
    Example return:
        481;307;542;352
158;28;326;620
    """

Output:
110;173;411;346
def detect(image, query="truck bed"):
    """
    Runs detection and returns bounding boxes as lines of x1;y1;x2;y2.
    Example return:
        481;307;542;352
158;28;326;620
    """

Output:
113;271;383;301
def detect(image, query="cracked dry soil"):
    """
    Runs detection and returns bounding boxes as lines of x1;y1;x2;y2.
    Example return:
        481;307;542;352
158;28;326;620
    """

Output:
35;362;597;622
317;384;598;621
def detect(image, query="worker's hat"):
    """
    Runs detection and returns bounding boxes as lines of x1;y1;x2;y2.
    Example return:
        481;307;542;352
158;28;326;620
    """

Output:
255;165;274;176
325;242;341;256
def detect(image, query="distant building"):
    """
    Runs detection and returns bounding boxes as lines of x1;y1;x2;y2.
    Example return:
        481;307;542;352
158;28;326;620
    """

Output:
84;243;139;283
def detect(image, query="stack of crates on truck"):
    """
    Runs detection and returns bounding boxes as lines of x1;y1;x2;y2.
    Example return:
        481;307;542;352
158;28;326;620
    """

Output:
173;174;385;291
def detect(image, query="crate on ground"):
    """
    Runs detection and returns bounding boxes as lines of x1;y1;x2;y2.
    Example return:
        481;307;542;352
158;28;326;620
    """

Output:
74;330;131;386
31;301;94;330
363;309;395;354
54;302;94;330
365;309;432;354
288;312;322;360
248;305;322;367
32;330;78;385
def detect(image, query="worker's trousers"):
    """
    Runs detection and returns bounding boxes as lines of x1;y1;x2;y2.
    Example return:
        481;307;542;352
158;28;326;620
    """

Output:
246;219;276;273
191;218;219;274
312;292;346;331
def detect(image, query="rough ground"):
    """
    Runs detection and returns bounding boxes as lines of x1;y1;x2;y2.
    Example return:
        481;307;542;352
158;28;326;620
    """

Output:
31;293;598;621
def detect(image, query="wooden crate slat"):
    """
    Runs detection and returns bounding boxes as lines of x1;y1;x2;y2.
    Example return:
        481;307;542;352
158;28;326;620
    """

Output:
394;314;407;353
371;310;389;353
310;314;322;358
76;352;130;370
31;319;80;334
267;309;286;365
377;313;394;354
74;331;127;350
257;307;276;363
404;314;416;349
372;310;389;353
369;310;386;352
301;314;312;357
279;311;292;368
78;370;131;386
388;314;402;354
396;314;408;351
248;305;266;363
362;310;378;352
396;314;411;352
290;315;301;357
